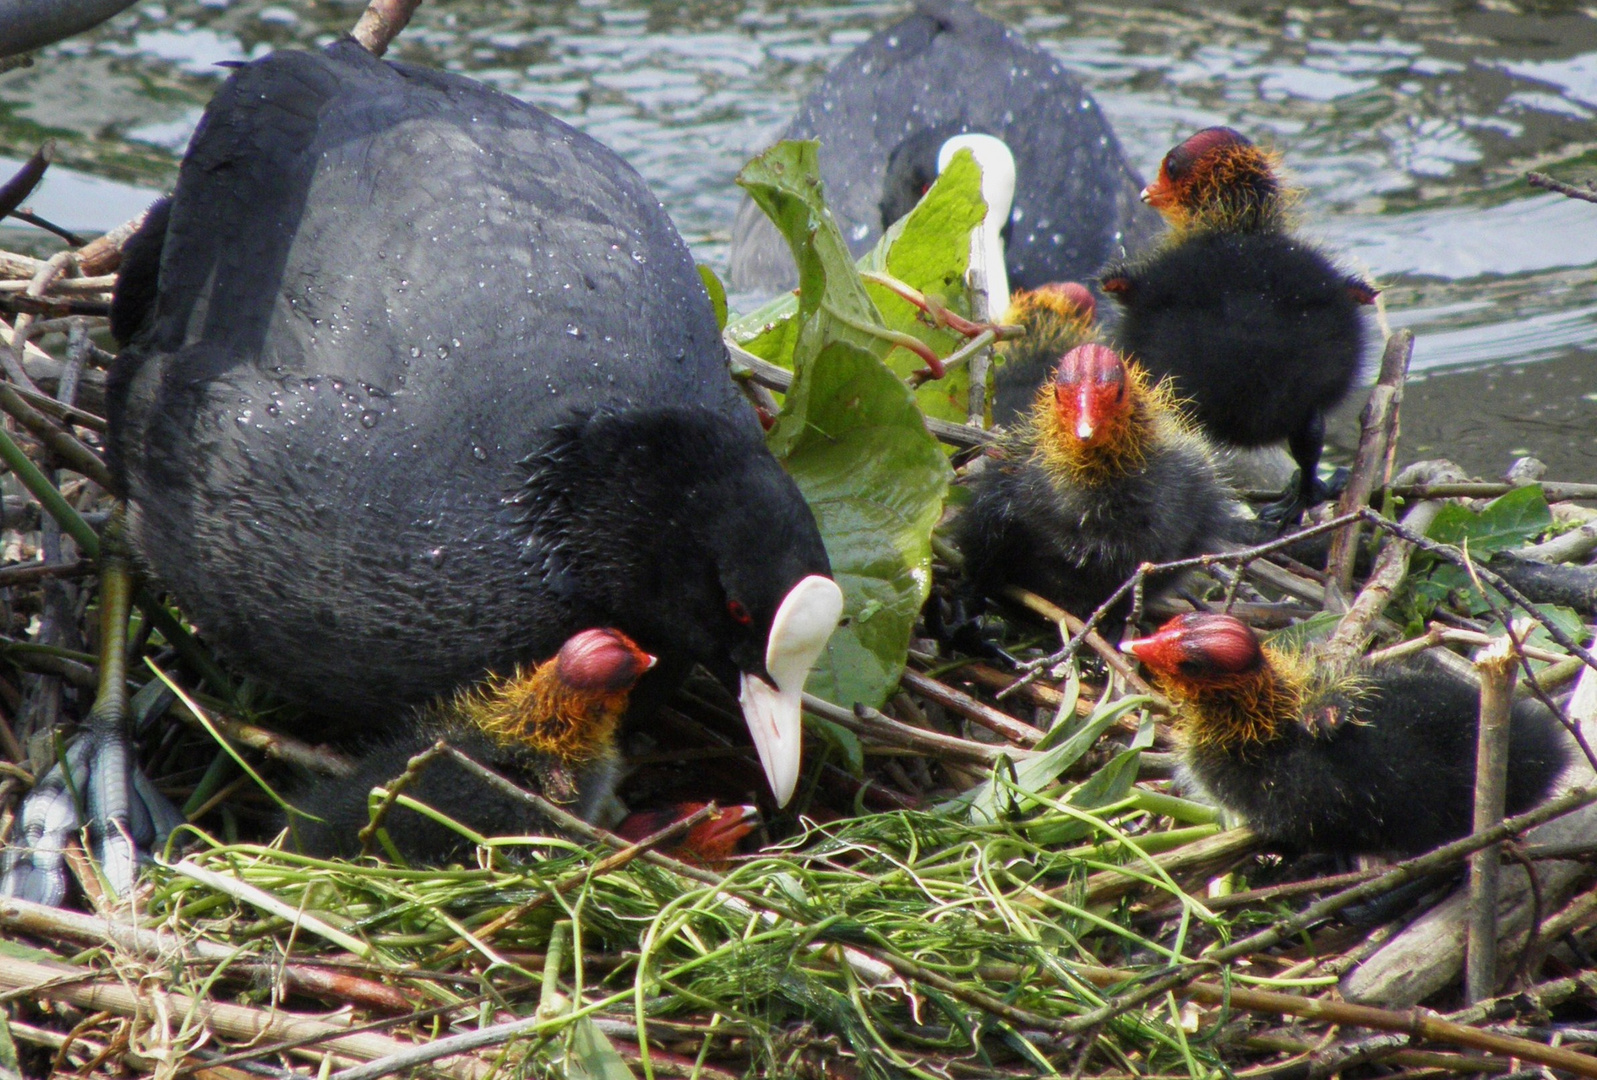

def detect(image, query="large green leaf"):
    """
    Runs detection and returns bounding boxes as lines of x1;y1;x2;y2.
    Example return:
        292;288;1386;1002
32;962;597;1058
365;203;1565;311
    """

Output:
727;142;989;425
769;341;951;709
734;140;886;367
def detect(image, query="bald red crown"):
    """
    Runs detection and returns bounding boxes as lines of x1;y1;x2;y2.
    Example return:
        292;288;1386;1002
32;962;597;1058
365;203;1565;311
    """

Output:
555;628;657;692
1162;128;1253;183
1143;126;1278;219
1037;281;1096;322
1123;613;1263;681
1053;343;1131;445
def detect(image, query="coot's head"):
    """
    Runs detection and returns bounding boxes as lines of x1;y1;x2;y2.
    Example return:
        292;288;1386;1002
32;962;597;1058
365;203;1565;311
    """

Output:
463;627;656;764
1141;127;1283;231
1050;343;1136;452
1120;613;1265;685
673;454;842;807
880;128;1017;318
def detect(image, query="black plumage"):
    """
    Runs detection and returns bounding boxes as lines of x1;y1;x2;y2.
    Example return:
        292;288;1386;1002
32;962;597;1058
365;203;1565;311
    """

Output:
728;0;1160;296
288;726;617;864
956;343;1236;617
106;43;834;754
1102;128;1371;519
1125;614;1571;856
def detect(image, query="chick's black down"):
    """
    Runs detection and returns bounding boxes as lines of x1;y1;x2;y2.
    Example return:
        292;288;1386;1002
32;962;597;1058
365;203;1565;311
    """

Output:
109;42;827;716
288;727;617;864
1187;665;1570;856
728;0;1160;295
1106;231;1366;453
955;435;1235;617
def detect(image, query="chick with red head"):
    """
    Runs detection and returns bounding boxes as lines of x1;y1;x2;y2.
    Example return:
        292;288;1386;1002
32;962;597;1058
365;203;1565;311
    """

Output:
288;628;654;864
1122;613;1570;855
1101;127;1375;525
956;342;1237;618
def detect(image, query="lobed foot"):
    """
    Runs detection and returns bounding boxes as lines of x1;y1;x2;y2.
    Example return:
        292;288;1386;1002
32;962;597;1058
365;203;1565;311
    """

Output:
1;723;182;905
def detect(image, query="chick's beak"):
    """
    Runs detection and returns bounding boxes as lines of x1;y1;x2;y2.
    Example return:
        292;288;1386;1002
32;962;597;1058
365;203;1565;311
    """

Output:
739;574;844;807
1119;632;1160;662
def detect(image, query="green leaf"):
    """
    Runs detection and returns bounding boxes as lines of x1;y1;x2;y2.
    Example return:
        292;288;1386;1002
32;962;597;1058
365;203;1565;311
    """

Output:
1427;484;1552;553
770;341;951;709
944;694;1148;823
696;264;728;332
562;1017;638;1080
861;148;987;423
726;140;992;424
734;140;887;368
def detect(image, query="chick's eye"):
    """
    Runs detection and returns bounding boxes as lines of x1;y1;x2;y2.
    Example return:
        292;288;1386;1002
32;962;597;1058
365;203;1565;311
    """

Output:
727;599;752;626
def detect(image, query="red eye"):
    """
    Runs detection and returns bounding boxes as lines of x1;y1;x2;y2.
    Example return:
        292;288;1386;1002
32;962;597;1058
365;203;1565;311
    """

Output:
727;599;752;626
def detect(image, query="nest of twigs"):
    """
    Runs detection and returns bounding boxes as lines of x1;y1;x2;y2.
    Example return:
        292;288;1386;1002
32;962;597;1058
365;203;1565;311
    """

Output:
2;171;1597;1080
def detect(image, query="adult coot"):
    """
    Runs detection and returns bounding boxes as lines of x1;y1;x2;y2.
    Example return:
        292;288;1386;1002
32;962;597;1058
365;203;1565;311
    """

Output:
727;0;1160;297
107;43;841;806
1122;613;1570;855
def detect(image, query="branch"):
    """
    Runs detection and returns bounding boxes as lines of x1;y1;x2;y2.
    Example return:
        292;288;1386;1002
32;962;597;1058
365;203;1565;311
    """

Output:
350;0;423;57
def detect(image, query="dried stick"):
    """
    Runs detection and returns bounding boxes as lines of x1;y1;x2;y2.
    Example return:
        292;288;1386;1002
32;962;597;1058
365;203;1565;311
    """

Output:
0;955;489;1080
899;668;1040;745
76;208;151;277
1065;962;1597;1077
1318;467;1464;670
1467;633;1518;1002
350;0;423;57
1326;329;1411;598
1527;171;1597;204
802;692;1032;767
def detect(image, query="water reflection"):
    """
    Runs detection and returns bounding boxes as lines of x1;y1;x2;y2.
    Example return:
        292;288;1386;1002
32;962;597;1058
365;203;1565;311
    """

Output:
4;0;1597;474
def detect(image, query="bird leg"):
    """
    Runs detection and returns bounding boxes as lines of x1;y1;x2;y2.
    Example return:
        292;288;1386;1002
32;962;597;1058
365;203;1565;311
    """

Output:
1258;412;1343;529
1;513;182;904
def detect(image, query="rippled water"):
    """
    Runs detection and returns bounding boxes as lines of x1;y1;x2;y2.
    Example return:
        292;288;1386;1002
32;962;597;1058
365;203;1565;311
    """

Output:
3;0;1597;475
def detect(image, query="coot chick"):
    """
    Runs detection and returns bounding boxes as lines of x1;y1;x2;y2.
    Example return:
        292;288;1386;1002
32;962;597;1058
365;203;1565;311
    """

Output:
106;44;842;809
1122;613;1570;856
1101;127;1374;523
955;342;1236;618
728;0;1160;296
289;628;652;864
990;281;1097;421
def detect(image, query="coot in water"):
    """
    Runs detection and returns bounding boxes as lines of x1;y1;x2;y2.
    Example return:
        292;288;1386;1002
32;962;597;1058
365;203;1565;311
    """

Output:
728;0;1160;298
1122;613;1570;855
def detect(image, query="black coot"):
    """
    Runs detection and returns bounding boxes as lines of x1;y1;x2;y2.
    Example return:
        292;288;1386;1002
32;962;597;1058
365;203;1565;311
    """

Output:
108;42;842;808
727;0;1161;296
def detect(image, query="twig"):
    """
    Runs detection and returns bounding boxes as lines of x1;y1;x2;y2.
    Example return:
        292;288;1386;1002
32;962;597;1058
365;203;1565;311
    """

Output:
1467;632;1518;1002
1326;329;1411;598
1527;171;1597;205
165;859;375;959
1386;480;1597;501
356;739;448;856
898;668;1040;745
0;955;489;1080
0;141;53;221
76;208;151;277
1318;472;1461;670
801;692;1032;767
350;0;423;57
1064;962;1597;1077
1060;785;1597;1034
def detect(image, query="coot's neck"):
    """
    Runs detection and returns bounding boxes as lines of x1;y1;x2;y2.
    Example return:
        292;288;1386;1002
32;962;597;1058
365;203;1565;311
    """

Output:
440;664;625;764
1159;646;1307;753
